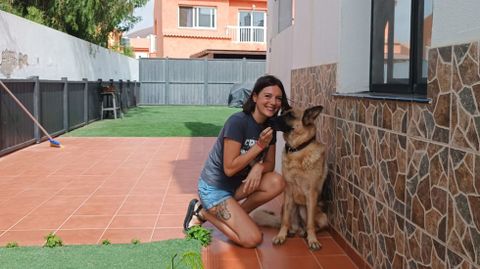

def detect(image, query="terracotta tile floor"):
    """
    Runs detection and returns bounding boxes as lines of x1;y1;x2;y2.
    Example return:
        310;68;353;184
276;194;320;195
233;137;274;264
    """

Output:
0;137;357;269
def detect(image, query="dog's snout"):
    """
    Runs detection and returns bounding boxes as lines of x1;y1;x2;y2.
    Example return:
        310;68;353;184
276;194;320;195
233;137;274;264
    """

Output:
267;117;293;133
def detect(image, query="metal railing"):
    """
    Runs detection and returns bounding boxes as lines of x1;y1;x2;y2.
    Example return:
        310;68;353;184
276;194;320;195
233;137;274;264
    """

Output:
226;26;266;43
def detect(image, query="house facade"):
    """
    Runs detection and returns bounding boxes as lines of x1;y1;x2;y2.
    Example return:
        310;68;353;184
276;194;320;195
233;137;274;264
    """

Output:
153;0;267;58
124;26;157;59
268;0;480;268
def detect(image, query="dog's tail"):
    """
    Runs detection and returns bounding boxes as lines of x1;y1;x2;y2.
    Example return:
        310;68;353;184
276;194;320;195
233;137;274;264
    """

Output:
251;209;281;228
316;211;329;230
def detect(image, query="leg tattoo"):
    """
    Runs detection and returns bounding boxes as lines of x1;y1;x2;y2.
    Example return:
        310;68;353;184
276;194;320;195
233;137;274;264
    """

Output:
216;200;231;221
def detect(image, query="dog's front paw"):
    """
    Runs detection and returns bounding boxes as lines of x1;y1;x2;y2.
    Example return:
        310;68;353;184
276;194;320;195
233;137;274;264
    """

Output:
272;234;287;245
307;236;322;251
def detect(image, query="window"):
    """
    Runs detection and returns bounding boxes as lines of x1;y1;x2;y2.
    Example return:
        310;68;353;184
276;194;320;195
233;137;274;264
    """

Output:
370;0;432;95
179;6;216;28
238;11;266;42
278;0;293;33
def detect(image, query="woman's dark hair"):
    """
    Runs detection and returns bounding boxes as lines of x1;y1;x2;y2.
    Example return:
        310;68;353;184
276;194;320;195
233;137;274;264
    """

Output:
242;74;291;114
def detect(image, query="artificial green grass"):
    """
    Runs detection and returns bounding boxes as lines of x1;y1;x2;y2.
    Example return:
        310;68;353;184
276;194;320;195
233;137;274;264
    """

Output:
64;106;240;137
0;239;202;269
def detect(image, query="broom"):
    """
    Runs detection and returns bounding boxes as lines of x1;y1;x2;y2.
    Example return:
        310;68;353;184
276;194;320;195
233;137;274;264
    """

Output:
0;80;62;148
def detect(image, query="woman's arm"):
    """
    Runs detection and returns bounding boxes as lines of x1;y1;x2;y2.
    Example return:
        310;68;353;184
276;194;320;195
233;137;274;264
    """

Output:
223;127;274;177
260;144;276;172
223;138;265;177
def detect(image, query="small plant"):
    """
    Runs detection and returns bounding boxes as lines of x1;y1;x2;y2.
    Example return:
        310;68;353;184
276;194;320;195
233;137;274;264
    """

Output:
5;242;19;248
101;239;111;245
185;226;212;247
131;238;140;245
44;233;63;248
170;252;203;269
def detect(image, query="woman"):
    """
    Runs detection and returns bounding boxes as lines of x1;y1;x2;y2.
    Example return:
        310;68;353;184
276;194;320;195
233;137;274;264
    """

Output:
183;75;291;248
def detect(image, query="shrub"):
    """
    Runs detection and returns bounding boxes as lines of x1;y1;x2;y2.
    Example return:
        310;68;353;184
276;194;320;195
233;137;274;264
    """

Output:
131;239;141;245
101;239;111;245
5;242;19;248
185;226;212;247
44;233;63;248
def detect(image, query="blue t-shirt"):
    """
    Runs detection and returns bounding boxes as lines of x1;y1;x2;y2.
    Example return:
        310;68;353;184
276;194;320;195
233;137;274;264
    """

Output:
200;111;276;192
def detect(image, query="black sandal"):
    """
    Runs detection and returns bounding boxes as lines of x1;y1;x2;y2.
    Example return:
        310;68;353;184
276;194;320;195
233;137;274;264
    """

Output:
183;198;205;231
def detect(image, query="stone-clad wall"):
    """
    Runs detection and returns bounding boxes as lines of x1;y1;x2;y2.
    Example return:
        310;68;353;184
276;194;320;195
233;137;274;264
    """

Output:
290;41;480;269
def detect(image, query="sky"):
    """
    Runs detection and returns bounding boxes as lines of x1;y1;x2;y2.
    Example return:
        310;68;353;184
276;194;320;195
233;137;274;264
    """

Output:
127;0;154;34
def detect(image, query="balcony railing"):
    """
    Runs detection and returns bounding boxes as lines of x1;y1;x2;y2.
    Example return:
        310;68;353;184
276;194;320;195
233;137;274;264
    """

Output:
226;26;266;43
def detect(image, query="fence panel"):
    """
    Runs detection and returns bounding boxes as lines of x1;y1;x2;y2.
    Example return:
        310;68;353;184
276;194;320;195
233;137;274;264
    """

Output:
169;59;205;83
206;84;234;105
88;82;101;122
40;81;64;136
140;59;165;82
139;58;266;105
208;60;243;83
140;83;165;105
168;84;204;105
0;81;36;155
0;78;137;157
245;61;267;81
68;82;85;129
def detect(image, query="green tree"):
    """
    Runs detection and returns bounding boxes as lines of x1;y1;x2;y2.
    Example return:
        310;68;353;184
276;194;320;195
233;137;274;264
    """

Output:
0;0;148;47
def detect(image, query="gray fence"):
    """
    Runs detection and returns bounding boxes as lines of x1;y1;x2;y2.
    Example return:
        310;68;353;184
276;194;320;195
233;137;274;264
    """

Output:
139;58;266;105
0;78;139;157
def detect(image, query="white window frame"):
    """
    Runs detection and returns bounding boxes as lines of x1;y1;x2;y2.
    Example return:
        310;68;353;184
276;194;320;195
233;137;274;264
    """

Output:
237;10;266;43
178;6;216;29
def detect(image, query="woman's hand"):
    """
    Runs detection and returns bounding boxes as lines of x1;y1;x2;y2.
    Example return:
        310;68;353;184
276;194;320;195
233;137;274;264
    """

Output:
242;162;264;194
257;127;273;149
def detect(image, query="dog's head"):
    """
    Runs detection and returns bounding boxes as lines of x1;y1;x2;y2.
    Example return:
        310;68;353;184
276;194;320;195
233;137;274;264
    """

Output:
268;105;323;145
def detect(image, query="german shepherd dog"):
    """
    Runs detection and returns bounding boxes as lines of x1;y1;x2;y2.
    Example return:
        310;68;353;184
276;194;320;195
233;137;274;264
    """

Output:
254;105;328;250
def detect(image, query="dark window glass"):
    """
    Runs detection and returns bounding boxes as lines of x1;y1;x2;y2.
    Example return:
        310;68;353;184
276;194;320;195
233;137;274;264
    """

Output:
179;7;193;27
370;0;432;95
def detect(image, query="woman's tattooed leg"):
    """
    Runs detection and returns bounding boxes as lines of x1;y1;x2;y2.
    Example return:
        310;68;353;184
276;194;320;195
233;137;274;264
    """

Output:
216;200;231;221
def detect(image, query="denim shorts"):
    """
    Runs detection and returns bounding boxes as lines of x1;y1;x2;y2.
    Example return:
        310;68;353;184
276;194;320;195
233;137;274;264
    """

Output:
198;178;234;210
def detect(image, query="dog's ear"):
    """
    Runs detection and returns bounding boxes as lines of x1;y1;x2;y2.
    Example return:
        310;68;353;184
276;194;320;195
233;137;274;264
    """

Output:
302;106;323;126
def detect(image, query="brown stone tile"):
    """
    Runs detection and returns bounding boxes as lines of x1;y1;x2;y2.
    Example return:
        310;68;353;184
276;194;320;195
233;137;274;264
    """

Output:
451;84;480;152
353;124;376;196
405;221;446;268
374;202;406;269
458;52;480;87
336;120;354;180
406;138;448;243
377;131;407;216
332;177;353;242
447;149;480;266
351;187;375;266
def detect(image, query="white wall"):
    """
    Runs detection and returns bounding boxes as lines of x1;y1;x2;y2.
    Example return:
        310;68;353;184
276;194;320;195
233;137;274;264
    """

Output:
337;0;371;93
267;0;294;171
291;0;339;69
269;0;368;94
431;0;480;47
0;11;138;81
